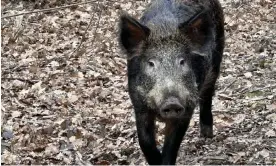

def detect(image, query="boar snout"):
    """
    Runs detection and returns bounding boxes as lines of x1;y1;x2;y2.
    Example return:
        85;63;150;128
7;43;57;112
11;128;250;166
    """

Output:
159;97;184;119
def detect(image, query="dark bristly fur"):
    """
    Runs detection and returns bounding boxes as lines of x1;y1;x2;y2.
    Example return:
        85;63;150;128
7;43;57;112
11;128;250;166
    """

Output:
118;0;225;164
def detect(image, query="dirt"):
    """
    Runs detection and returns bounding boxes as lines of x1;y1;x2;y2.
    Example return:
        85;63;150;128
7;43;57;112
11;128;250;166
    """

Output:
1;0;276;165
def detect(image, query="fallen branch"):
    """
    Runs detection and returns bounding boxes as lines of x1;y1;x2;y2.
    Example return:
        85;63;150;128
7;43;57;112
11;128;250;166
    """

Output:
2;0;97;19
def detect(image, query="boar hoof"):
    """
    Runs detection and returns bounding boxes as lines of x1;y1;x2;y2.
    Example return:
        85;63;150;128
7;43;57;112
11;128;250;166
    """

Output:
200;124;213;138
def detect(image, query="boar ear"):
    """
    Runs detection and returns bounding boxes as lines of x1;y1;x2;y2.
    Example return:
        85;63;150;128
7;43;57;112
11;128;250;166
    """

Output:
119;14;150;54
179;9;214;50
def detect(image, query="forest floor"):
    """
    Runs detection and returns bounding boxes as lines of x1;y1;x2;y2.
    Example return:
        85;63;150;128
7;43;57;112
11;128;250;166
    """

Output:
1;0;276;165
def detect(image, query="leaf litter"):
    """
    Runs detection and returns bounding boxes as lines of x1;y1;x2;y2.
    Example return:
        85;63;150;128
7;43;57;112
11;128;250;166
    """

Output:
1;0;276;165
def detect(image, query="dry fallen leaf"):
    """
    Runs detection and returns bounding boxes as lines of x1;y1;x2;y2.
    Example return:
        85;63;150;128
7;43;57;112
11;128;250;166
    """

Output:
67;92;79;103
244;72;253;78
266;113;276;122
112;108;125;115
259;149;270;158
265;130;276;138
45;143;59;156
11;111;22;118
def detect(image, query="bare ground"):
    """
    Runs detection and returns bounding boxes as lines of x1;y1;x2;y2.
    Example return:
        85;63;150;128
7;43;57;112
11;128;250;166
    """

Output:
1;0;276;165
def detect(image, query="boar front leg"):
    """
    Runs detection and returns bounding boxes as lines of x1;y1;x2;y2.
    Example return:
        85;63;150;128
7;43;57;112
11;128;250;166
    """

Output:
161;120;190;165
135;111;161;165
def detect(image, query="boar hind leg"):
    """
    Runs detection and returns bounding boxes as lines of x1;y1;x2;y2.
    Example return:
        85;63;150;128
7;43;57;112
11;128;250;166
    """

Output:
135;111;161;165
199;71;219;138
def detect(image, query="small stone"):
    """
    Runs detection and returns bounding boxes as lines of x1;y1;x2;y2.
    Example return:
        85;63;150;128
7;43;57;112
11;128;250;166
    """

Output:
2;130;13;140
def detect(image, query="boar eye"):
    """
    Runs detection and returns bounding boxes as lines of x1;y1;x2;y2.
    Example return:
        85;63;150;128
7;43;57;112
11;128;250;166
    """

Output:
179;59;185;65
148;60;155;67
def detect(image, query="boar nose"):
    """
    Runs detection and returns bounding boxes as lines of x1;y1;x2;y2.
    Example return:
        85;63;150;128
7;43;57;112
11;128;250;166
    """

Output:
160;97;184;118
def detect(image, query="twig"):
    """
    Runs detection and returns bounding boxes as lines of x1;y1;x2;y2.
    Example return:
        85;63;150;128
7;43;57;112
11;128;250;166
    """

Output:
86;3;103;55
238;87;250;94
70;1;100;57
1;0;97;19
203;156;226;160
250;83;276;92
1;105;6;112
2;64;25;72
1;77;39;84
238;83;276;95
217;94;234;100
13;98;26;108
105;136;117;141
222;79;237;92
245;96;268;102
224;3;245;40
